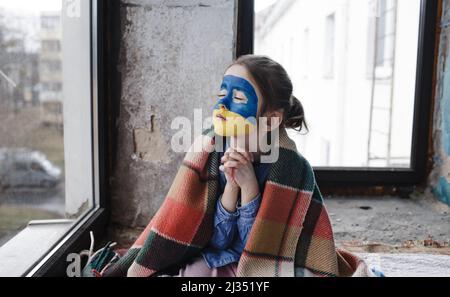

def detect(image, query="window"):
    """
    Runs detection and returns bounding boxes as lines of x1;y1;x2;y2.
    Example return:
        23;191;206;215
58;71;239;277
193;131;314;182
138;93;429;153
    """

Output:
375;0;395;68
41;81;62;91
42;40;61;52
0;0;107;276
241;0;438;185
300;28;310;79
41;14;60;30
323;13;335;78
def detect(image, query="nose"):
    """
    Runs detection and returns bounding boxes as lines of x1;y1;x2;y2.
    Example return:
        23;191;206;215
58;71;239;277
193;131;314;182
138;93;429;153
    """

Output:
218;104;228;111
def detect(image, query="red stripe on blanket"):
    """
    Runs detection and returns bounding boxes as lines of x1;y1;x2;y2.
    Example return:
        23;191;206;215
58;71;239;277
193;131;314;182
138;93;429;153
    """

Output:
168;165;208;209
312;207;334;240
287;190;313;227
258;182;299;224
152;197;204;244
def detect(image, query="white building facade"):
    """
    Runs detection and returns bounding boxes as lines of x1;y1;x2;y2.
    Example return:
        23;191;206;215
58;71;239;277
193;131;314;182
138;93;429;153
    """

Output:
255;0;421;168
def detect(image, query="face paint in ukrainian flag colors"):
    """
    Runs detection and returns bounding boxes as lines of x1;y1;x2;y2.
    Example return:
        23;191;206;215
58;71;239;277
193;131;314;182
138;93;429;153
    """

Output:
213;75;258;137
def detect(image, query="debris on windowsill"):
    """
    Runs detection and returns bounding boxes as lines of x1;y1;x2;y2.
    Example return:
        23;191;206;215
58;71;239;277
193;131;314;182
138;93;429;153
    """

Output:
339;236;450;255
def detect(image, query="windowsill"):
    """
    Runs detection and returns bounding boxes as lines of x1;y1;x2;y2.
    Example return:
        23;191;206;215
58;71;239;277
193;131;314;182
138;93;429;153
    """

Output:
0;219;74;277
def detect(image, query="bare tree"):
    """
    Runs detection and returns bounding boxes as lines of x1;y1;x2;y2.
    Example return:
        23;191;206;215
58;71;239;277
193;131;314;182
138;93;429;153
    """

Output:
0;9;39;114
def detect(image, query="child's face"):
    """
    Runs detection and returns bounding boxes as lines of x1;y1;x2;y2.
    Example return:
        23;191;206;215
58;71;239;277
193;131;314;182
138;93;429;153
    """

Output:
213;65;262;137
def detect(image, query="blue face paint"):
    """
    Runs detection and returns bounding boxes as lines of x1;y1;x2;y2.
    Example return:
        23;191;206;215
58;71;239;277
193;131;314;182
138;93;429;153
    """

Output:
213;75;258;124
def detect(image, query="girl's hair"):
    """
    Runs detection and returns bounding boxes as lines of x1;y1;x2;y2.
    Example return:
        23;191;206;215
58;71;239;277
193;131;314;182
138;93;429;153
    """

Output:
229;55;308;133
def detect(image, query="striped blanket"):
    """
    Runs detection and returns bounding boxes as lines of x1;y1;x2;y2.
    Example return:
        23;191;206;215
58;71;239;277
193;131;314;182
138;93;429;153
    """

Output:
102;127;373;277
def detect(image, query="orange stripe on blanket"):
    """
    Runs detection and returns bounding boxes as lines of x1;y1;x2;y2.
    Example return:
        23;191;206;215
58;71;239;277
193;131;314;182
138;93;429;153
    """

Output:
258;182;298;223
167;165;208;210
152;197;204;244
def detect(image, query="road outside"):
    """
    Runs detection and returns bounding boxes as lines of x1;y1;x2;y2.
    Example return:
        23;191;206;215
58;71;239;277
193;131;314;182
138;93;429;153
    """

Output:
0;104;65;248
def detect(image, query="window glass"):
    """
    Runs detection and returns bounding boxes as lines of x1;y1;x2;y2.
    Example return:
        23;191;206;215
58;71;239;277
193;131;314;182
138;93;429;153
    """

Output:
0;0;94;249
254;0;421;168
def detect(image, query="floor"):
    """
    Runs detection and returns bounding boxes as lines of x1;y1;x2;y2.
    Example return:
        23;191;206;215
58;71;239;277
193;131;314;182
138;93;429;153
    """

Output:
326;194;450;254
358;253;450;277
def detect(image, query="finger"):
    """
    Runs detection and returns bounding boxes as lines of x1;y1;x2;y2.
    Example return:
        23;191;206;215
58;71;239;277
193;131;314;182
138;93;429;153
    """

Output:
224;160;240;168
222;149;233;162
225;148;235;156
230;150;254;163
221;153;237;164
245;151;255;162
220;165;235;179
221;154;229;164
229;152;249;164
241;151;254;163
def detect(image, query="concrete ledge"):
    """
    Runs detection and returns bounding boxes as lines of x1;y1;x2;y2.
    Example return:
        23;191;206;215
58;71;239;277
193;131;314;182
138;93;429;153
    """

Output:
359;253;450;277
0;220;73;277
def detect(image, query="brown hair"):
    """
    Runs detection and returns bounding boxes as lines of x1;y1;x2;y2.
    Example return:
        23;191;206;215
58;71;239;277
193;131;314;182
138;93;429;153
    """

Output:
229;55;308;133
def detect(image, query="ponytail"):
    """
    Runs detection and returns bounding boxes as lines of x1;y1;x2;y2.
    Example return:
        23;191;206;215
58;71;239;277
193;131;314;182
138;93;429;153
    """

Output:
284;95;308;132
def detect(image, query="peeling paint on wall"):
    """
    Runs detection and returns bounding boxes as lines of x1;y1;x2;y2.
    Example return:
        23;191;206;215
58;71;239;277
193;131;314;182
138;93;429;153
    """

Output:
443;69;450;156
429;0;450;206
132;125;170;163
433;177;450;205
441;12;450;157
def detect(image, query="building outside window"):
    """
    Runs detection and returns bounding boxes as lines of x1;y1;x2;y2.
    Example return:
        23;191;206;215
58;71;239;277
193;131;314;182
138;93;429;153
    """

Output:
323;12;335;78
254;0;421;168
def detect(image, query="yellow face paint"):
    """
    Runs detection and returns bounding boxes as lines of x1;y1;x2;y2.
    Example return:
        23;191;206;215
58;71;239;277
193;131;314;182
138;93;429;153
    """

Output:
212;109;256;137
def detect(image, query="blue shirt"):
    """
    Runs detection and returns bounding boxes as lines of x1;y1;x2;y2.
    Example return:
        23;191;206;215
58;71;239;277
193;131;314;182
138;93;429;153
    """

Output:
201;152;270;268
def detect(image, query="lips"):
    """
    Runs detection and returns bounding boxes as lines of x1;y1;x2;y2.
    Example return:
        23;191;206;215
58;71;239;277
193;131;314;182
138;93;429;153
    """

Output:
216;114;227;122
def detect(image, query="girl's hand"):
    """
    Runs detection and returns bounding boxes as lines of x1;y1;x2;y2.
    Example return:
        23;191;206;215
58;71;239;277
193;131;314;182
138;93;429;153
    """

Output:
220;148;259;205
219;155;239;190
218;149;240;213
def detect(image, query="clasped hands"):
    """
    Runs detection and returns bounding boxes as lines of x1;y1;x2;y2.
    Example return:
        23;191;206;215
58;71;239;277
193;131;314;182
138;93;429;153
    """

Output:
219;147;260;212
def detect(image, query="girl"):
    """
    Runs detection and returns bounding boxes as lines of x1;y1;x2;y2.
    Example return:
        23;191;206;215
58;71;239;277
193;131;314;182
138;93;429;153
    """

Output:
102;55;375;277
168;55;308;277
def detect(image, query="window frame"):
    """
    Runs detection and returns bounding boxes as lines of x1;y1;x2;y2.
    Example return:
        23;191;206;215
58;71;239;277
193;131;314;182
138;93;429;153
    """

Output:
237;0;439;186
20;0;117;276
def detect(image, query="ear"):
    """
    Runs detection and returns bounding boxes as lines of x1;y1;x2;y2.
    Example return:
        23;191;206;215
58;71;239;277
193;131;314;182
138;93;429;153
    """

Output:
262;109;283;132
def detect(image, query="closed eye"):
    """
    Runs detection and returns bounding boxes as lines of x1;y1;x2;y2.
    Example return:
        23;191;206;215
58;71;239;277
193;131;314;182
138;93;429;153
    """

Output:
217;89;227;98
232;90;248;104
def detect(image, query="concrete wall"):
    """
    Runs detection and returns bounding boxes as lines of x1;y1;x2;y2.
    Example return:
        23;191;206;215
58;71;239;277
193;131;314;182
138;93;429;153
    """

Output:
429;0;450;206
110;0;236;236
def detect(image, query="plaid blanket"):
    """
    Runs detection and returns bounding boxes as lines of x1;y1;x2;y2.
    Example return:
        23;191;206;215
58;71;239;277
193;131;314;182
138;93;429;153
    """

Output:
102;127;373;277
